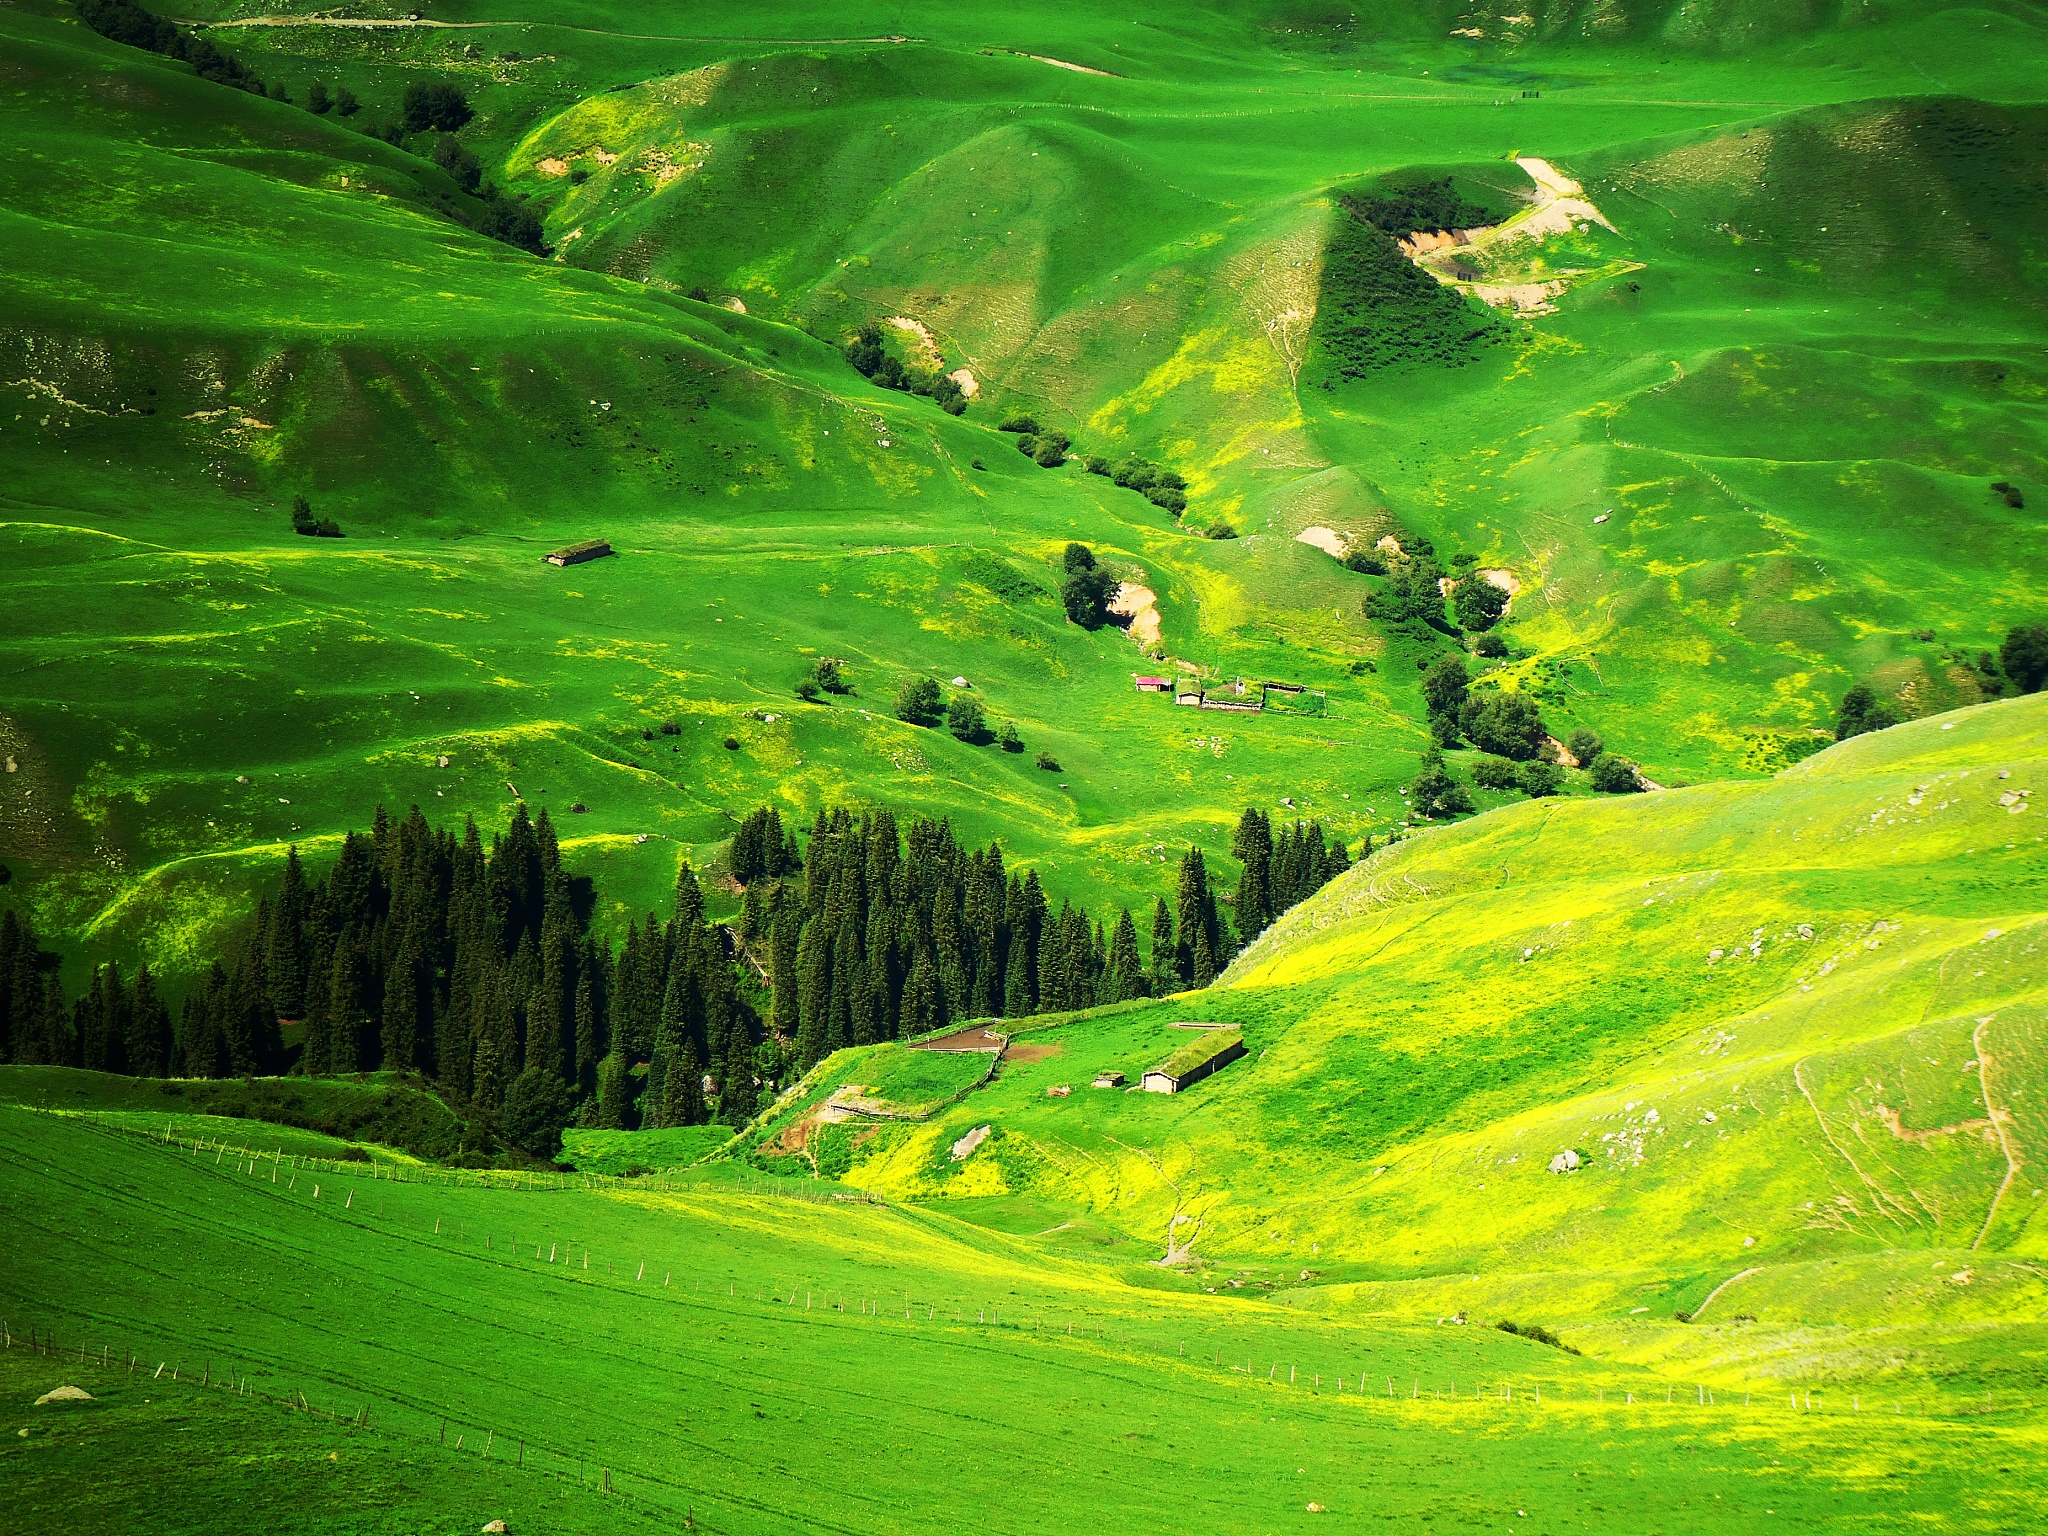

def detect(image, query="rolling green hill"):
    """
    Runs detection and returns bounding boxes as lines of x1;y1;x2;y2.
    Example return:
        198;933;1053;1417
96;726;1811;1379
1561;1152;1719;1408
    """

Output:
749;694;2048;1399
8;683;2048;1529
5;0;2047;985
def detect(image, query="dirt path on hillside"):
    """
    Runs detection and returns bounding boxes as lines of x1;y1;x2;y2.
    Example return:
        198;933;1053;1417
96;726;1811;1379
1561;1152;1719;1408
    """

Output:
1971;1020;2023;1250
196;14;923;44
1400;155;1633;316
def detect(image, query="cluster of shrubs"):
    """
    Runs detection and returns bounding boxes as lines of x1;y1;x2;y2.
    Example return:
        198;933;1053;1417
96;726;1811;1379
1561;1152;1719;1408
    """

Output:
843;324;967;413
1496;1319;1580;1355
1311;177;1505;384
989;415;1224;532
793;656;854;703
1405;723;1641;822
1842;621;2048;741
79;0;271;95
999;414;1070;467
74;7;549;264
1353;535;1506;636
290;495;342;538
303;80;360;118
1081;450;1188;517
892;675;1025;754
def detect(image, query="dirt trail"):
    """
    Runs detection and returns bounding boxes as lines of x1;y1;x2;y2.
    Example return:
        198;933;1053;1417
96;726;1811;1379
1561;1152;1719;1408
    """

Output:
1971;1020;2023;1250
1402;155;1633;315
197;14;923;44
1027;53;1119;77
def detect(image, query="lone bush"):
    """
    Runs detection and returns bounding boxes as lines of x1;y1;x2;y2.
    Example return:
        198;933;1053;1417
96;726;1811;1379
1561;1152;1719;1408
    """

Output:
1460;690;1547;760
998;721;1023;752
1517;760;1564;798
1407;755;1473;819
501;1067;573;1157
946;692;987;741
431;133;482;194
1564;727;1603;765
1452;574;1509;632
1835;683;1900;741
1062;565;1117;629
401;80;472;133
1035;750;1060;772
998;412;1038;434
290;494;342;538
1586;753;1642;793
1999;623;2048;693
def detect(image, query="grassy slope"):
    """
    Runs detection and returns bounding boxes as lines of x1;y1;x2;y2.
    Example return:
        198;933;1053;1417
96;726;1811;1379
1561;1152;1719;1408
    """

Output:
763;694;2048;1396
6;0;2047;981
4;0;2046;981
1;0;1435;980
7;1104;2045;1535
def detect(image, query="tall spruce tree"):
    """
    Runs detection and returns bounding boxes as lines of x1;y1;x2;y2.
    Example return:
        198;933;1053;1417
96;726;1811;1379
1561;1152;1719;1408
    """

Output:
127;964;172;1078
1231;808;1276;941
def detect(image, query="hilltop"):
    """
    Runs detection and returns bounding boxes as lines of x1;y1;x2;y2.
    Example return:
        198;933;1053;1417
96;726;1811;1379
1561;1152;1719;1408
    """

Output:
4;0;2046;984
748;693;2048;1390
5;697;2048;1532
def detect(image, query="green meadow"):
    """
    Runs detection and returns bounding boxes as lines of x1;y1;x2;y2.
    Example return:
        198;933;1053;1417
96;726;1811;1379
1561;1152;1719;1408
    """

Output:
5;0;2046;977
8;0;2048;1528
7;1101;2046;1536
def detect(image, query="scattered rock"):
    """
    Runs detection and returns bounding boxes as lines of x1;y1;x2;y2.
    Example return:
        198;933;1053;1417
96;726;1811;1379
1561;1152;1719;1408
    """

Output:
1593;512;1610;524
437;755;451;769
1306;1503;1326;1514
949;1124;992;1161
481;1522;508;1535
34;1385;92;1405
1547;1149;1581;1173
1045;1084;1070;1097
951;676;970;688
235;774;250;784
2;755;15;774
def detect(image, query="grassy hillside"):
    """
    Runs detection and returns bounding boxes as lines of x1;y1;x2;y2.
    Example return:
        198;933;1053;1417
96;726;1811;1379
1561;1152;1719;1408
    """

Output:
8;1103;2046;1535
5;0;2047;985
742;695;2048;1397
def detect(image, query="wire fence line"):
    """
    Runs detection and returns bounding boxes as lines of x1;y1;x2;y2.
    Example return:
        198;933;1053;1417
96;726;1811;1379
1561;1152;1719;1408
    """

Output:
16;1110;2034;1430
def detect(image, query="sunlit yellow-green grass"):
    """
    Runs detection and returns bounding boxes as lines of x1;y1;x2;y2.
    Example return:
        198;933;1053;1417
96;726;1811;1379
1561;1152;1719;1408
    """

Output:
7;0;2048;990
7;1104;2046;1535
751;697;2048;1407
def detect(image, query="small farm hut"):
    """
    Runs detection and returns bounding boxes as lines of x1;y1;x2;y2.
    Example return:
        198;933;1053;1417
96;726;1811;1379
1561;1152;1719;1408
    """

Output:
545;539;613;567
1141;1029;1246;1094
